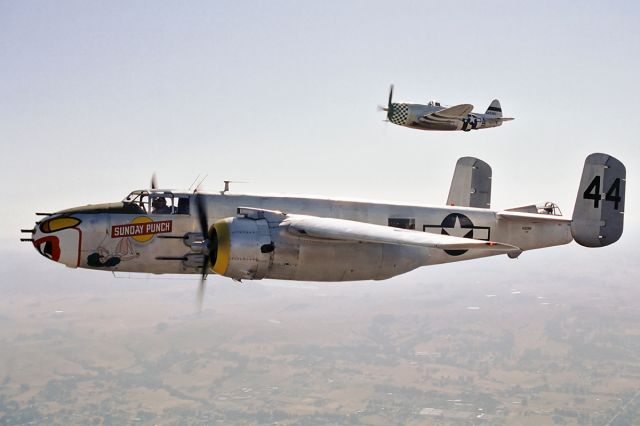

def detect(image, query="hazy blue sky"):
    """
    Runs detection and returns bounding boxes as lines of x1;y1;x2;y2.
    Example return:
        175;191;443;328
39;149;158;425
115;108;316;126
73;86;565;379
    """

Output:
1;1;638;245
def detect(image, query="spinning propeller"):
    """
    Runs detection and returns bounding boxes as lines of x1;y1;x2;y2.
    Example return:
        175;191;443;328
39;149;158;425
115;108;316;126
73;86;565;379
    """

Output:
150;173;213;312
194;192;215;312
377;84;394;121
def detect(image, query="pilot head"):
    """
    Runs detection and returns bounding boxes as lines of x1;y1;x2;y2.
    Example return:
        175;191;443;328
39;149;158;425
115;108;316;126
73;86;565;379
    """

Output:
153;197;167;209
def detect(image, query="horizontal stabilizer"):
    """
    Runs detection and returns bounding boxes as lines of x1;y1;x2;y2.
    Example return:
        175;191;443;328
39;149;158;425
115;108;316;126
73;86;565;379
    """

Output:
286;215;519;252
497;211;571;224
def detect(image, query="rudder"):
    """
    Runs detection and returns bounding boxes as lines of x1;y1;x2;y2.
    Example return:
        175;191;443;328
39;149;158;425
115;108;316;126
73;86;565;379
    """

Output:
571;153;626;247
447;157;492;208
485;99;502;117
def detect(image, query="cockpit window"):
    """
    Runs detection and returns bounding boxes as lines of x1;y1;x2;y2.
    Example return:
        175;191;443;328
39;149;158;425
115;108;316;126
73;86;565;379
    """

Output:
176;197;190;214
151;194;173;214
124;191;150;213
537;202;563;216
123;191;190;215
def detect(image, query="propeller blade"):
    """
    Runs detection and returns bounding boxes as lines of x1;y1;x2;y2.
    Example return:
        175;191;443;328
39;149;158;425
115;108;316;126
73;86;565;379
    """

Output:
388;84;394;109
151;173;158;190
194;193;209;238
194;192;210;313
197;272;206;313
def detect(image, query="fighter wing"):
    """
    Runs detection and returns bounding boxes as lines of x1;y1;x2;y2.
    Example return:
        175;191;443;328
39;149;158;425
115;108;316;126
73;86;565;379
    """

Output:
420;104;474;121
286;214;519;251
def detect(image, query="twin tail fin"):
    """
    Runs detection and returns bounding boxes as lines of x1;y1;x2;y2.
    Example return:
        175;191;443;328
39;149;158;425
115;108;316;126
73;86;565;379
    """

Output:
571;153;626;247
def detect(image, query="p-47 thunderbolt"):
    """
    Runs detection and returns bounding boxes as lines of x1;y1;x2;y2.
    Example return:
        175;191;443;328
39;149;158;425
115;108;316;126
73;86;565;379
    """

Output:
22;154;624;307
380;85;514;132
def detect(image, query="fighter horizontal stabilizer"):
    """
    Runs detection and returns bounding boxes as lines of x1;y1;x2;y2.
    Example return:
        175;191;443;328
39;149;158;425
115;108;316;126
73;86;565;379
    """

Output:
286;214;519;252
447;157;492;208
420;104;473;121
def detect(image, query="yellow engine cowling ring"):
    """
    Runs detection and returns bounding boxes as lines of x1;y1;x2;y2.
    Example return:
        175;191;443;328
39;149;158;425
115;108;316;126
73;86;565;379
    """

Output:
210;217;273;280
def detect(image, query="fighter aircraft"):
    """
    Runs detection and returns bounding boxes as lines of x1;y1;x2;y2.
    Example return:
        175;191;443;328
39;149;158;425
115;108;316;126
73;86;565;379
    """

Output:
379;85;514;131
22;153;625;307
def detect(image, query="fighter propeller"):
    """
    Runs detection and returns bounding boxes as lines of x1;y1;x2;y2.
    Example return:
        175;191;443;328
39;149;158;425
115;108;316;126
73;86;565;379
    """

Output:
377;84;394;121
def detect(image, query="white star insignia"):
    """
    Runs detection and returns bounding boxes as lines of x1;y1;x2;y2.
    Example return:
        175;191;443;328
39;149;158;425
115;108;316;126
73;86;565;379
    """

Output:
441;216;473;239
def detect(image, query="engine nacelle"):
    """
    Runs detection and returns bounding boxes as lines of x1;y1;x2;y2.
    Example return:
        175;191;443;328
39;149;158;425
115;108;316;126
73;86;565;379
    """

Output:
209;209;427;282
210;215;273;280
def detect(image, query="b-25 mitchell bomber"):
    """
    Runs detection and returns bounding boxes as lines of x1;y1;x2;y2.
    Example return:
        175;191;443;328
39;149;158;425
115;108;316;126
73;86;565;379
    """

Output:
22;154;624;307
380;85;514;132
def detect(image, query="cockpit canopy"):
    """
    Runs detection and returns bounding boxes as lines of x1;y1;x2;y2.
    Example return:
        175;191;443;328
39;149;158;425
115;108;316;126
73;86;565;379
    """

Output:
123;190;190;215
537;202;562;216
427;100;442;107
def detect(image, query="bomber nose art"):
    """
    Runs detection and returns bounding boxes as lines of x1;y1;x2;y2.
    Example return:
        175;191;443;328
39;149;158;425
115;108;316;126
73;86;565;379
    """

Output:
30;216;83;267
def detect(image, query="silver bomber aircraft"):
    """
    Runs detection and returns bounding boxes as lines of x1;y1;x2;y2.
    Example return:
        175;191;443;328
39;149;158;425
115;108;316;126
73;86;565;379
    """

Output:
22;154;625;306
380;85;514;131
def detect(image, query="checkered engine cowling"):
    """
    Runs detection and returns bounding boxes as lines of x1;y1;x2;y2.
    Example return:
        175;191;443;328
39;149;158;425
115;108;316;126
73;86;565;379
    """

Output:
389;103;409;125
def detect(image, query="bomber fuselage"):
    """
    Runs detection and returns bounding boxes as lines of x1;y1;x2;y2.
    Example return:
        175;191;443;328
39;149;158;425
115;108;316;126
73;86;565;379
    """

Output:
30;191;572;279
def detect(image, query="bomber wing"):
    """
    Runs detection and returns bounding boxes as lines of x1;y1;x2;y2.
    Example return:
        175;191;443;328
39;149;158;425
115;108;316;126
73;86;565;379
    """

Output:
286;214;518;252
420;103;473;121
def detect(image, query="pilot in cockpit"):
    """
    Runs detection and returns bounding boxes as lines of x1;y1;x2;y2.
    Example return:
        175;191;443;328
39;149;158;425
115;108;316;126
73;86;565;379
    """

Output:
152;197;172;214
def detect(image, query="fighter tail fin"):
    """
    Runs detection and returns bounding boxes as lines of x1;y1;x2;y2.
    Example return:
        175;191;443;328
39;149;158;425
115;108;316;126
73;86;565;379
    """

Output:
571;153;626;247
485;99;502;117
